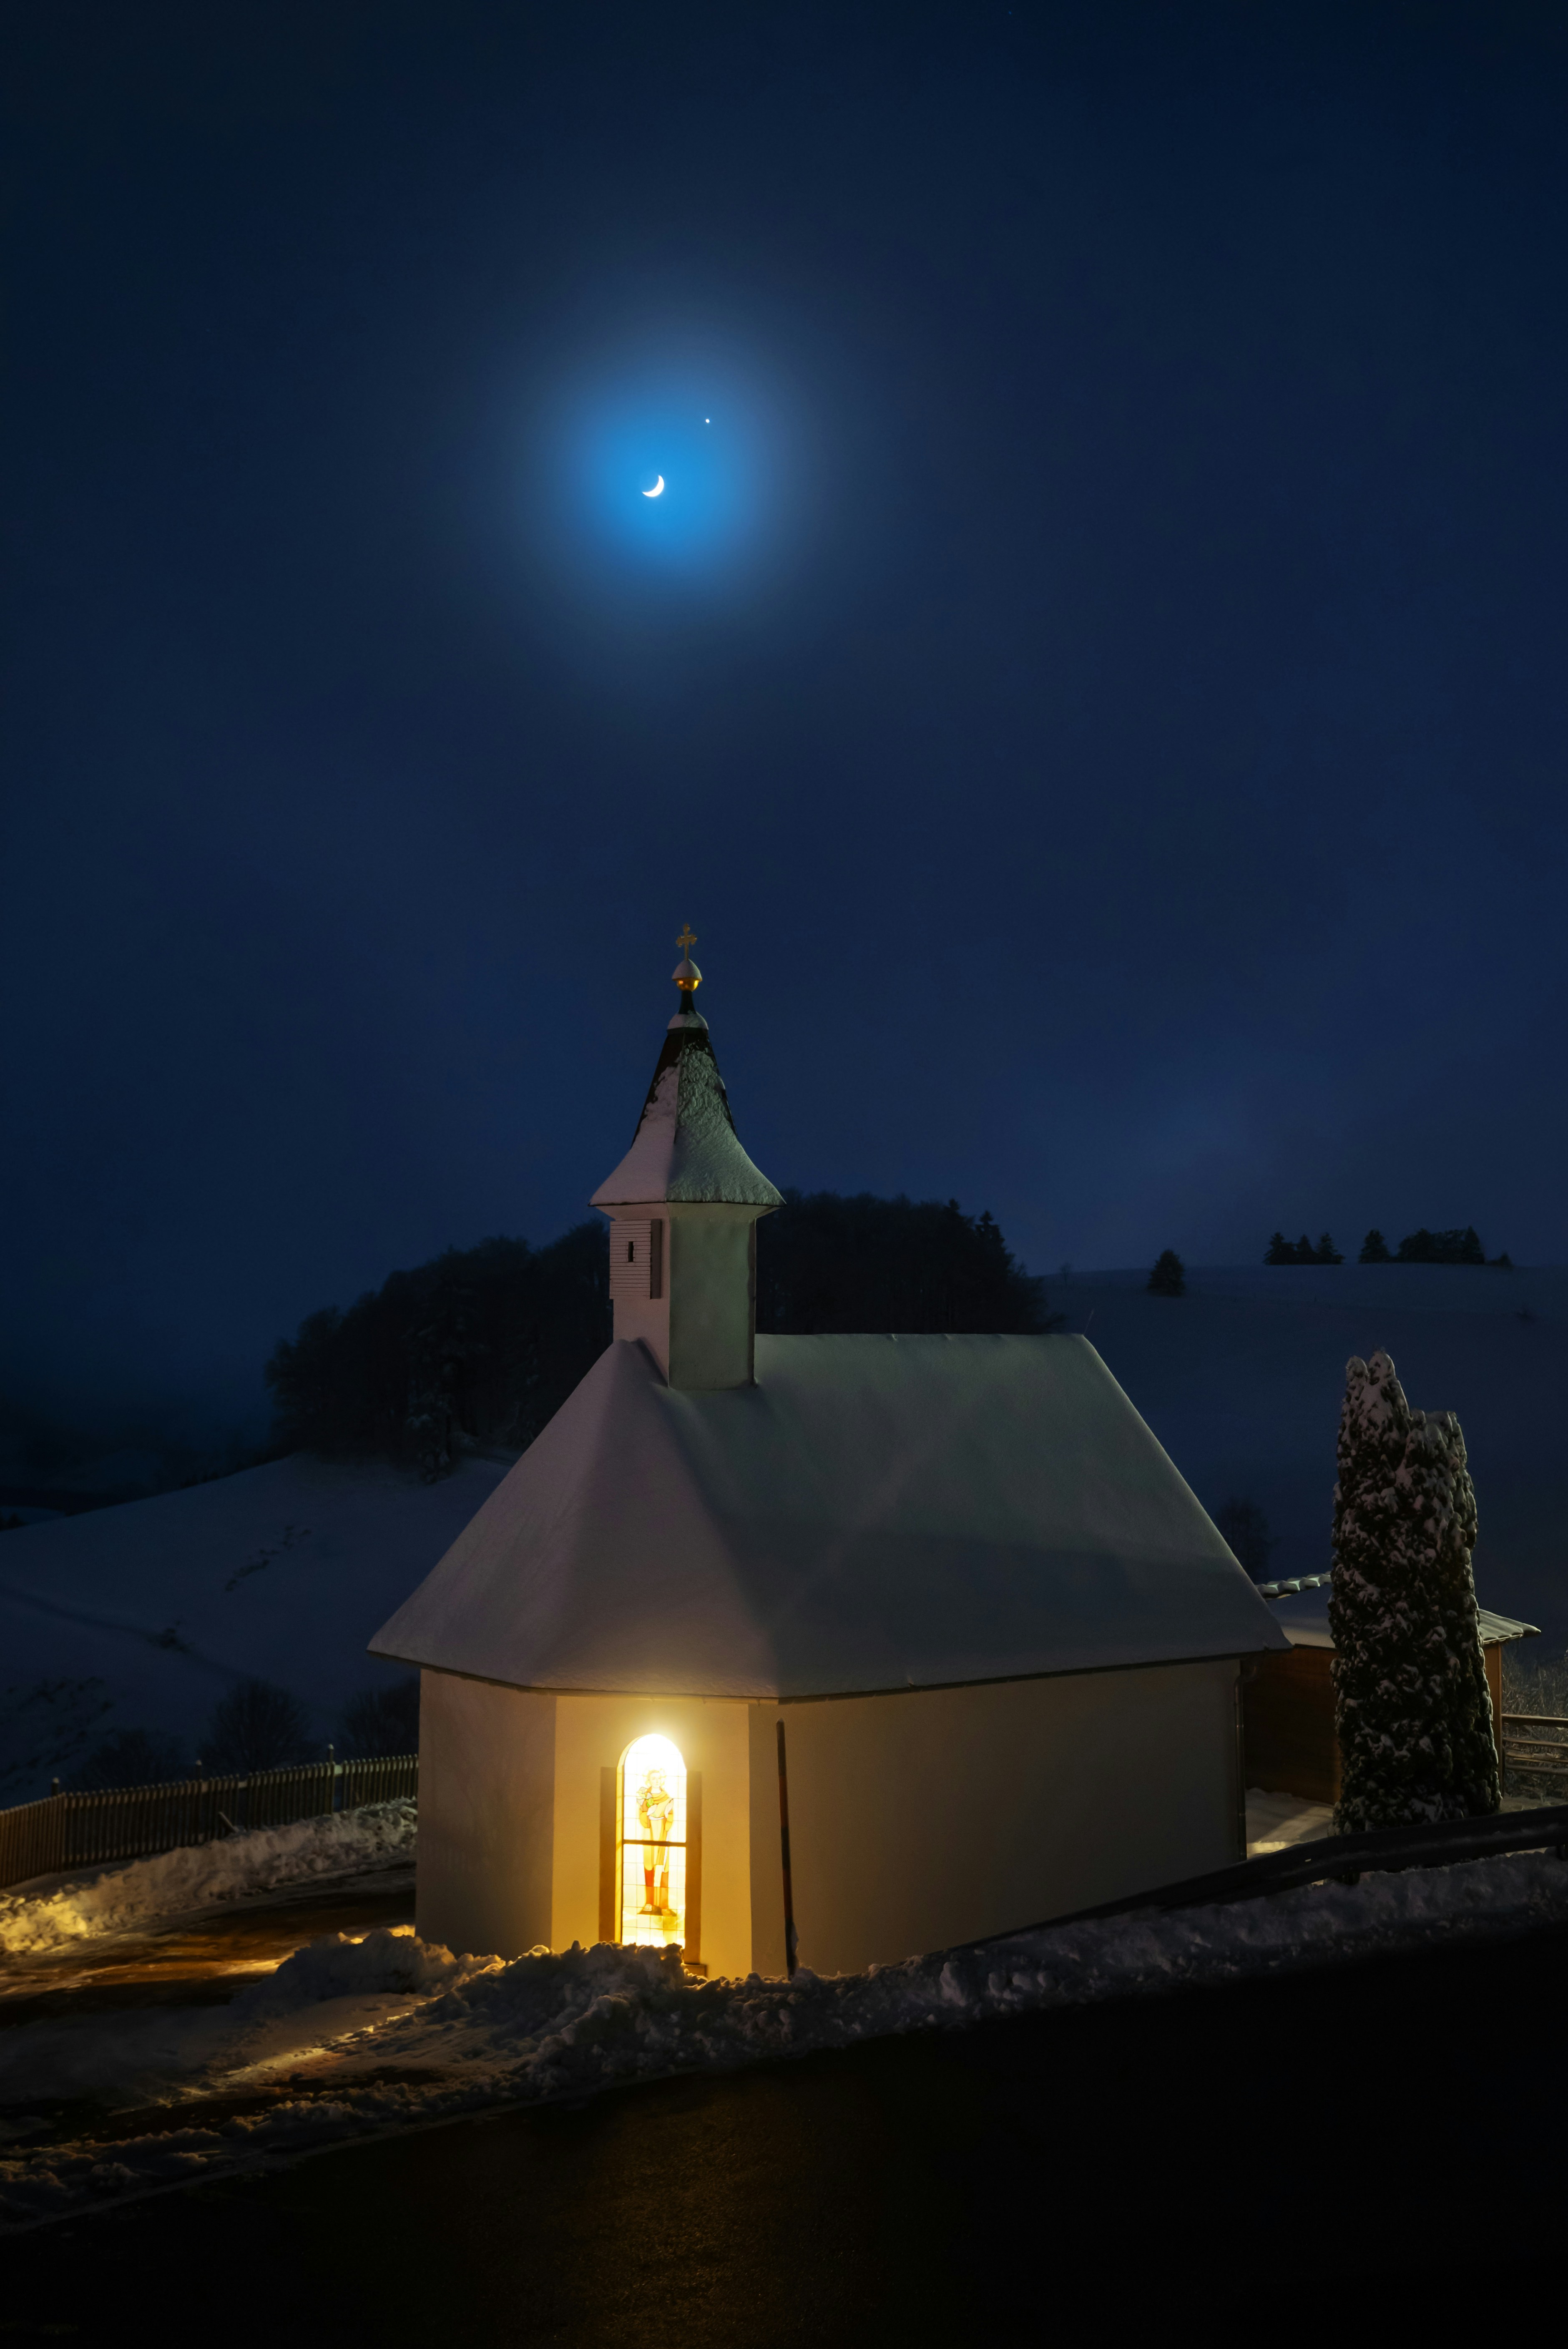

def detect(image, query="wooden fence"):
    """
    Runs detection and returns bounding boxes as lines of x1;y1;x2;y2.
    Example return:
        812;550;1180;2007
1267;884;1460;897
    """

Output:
1502;1713;1568;1796
0;1753;417;1894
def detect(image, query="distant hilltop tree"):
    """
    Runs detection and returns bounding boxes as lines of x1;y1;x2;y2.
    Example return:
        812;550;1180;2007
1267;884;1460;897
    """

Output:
1395;1226;1487;1265
1213;1497;1274;1580
269;1195;1050;1478
1358;1229;1392;1263
1264;1232;1343;1265
1147;1249;1186;1296
1327;1353;1499;1832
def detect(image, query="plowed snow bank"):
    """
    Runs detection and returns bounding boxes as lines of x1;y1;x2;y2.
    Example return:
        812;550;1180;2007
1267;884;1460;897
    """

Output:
5;1840;1568;2224
0;1800;416;1958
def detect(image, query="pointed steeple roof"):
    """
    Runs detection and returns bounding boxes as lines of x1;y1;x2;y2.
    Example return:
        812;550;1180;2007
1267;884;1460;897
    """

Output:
591;931;784;1210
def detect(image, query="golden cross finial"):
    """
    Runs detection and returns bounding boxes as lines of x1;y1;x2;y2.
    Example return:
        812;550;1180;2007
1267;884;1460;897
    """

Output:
676;924;697;955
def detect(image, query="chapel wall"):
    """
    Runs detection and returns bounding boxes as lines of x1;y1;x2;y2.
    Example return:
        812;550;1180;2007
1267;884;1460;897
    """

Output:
416;1670;556;1959
780;1657;1241;1977
550;1692;757;1978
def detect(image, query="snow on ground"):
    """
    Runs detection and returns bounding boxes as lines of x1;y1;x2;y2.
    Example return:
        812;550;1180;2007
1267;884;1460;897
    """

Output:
0;1453;508;1794
0;1801;417;1959
1057;1262;1568;1646
5;1838;1568;2226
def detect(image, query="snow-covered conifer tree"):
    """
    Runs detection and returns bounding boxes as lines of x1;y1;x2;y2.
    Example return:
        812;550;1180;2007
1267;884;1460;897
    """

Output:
1327;1353;1500;1831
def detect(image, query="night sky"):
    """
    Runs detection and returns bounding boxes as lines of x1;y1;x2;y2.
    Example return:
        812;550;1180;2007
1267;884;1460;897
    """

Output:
5;3;1566;1441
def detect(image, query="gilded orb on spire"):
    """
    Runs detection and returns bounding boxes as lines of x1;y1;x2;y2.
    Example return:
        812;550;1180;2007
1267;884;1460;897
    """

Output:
672;924;701;994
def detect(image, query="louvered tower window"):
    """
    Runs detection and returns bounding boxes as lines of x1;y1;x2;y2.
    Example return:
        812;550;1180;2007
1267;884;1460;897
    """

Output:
608;1220;662;1300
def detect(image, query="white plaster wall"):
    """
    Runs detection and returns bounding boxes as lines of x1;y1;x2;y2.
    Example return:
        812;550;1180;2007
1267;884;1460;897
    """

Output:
417;1670;556;1959
550;1693;756;1979
603;1204;761;1387
666;1205;758;1389
781;1659;1241;1976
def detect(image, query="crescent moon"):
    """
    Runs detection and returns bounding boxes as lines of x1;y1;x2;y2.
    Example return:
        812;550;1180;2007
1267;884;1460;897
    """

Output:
642;475;665;498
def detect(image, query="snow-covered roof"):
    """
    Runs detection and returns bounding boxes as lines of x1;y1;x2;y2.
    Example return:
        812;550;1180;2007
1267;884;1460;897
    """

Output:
370;1334;1290;1699
590;1010;782;1209
1266;1584;1539;1652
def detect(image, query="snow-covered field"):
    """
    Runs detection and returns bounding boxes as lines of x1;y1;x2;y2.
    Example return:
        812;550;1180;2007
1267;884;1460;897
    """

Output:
5;1824;1568;2228
1056;1262;1568;1645
0;1454;508;1796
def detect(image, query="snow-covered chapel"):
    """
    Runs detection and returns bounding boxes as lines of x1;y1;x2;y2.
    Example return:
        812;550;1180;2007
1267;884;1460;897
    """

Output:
371;938;1289;1977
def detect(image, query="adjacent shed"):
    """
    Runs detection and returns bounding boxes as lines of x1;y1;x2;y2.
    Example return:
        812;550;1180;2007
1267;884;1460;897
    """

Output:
1241;1572;1538;1806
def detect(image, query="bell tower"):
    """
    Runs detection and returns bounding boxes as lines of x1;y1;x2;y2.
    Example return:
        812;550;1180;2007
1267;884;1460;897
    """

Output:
591;930;783;1389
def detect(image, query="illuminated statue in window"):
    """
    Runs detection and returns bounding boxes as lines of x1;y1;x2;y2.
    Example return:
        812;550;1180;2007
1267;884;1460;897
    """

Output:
637;1767;676;1920
618;1732;686;1949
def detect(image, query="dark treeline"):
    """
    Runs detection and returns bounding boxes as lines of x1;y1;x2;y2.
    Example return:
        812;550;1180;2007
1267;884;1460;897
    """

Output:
1266;1225;1508;1267
1264;1231;1345;1264
755;1190;1049;1336
266;1225;611;1478
266;1192;1049;1476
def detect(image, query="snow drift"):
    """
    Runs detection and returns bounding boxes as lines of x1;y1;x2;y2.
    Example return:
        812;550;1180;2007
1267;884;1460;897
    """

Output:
5;1841;1568;2226
0;1800;416;1959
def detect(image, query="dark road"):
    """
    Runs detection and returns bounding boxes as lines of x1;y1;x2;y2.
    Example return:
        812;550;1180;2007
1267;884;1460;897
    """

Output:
7;1916;1565;2344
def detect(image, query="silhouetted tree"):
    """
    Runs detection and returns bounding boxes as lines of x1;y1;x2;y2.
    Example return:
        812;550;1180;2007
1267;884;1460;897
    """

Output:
1266;1232;1326;1263
266;1225;611;1474
204;1678;313;1773
1396;1226;1487;1265
1213;1498;1274;1580
754;1193;1050;1334
339;1678;420;1757
1327;1353;1499;1832
1147;1249;1186;1297
1358;1229;1392;1263
68;1728;191;1790
1315;1233;1344;1265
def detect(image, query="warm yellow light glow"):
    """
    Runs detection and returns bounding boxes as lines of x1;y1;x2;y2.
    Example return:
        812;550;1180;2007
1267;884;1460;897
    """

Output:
618;1733;686;1950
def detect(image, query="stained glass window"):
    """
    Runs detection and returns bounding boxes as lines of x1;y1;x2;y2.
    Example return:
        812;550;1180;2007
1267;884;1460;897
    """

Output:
618;1733;687;1951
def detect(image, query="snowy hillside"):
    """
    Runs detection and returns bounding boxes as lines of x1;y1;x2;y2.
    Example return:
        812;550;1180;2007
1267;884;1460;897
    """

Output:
1058;1262;1568;1648
2;1261;1562;1803
0;1453;508;1798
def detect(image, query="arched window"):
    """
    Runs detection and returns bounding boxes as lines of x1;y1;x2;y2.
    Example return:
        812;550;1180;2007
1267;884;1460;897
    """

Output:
618;1733;687;1951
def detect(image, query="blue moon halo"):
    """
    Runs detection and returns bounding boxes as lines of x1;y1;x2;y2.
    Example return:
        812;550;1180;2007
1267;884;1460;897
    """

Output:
557;385;763;574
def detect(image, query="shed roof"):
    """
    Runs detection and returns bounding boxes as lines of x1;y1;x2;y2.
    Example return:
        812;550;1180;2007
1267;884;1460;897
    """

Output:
1266;1585;1539;1651
370;1333;1289;1699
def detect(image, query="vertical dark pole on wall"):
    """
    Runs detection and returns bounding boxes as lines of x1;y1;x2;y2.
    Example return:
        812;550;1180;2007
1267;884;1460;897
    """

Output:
685;1770;702;1969
599;1766;616;1945
1234;1662;1258;1862
775;1718;797;1977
